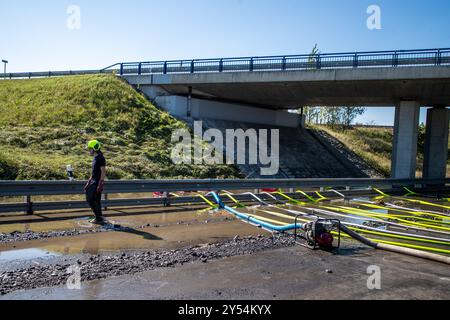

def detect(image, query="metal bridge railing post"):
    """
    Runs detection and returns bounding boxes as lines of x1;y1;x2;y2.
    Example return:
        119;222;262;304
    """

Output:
163;62;168;74
353;54;358;68
138;63;142;75
436;50;442;66
219;59;223;72
316;55;321;69
120;64;124;75
282;57;286;71
392;52;398;67
249;58;254;72
190;60;195;74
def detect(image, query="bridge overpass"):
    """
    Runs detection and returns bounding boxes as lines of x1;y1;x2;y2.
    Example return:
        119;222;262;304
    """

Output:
117;48;450;182
2;48;449;180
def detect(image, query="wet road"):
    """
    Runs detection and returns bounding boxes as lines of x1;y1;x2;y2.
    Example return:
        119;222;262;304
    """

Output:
3;242;449;300
1;195;450;299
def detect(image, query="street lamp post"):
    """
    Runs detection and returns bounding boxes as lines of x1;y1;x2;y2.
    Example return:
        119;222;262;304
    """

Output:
2;60;8;79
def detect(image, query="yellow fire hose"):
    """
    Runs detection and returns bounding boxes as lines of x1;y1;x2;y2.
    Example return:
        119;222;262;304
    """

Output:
197;190;450;263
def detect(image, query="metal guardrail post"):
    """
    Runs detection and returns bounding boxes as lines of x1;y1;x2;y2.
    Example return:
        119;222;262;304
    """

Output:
120;64;124;75
163;191;171;207
249;58;254;72
436;50;442;66
190;60;195;73
103;193;108;211
138;63;142;75
219;59;223;72
25;195;33;215
282;57;286;71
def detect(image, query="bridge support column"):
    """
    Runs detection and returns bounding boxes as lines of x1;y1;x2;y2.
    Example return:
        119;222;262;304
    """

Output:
391;101;420;179
423;107;449;179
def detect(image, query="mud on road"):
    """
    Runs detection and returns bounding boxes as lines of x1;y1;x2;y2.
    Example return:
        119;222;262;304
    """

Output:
0;234;295;296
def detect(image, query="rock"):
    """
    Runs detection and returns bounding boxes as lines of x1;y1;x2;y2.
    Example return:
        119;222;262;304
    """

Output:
325;269;333;274
233;235;240;242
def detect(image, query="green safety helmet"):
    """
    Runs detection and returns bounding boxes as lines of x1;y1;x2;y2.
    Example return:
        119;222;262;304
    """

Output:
87;140;102;152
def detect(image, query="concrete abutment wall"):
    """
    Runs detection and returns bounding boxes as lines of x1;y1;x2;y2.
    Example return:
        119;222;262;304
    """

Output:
141;86;303;128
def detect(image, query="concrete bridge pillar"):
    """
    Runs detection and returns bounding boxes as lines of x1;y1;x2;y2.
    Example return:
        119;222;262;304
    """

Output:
391;101;420;179
423;107;449;179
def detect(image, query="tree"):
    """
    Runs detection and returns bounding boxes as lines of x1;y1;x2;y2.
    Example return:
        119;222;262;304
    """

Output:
300;45;367;127
308;44;320;68
342;106;366;128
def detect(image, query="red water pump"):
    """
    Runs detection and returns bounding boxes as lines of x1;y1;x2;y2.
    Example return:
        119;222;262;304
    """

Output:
296;219;341;251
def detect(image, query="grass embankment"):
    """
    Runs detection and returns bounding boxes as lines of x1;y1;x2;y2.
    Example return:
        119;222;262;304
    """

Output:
0;74;240;180
312;125;450;178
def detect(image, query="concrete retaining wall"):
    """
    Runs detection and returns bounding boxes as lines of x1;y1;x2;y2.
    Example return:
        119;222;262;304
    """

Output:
154;95;302;128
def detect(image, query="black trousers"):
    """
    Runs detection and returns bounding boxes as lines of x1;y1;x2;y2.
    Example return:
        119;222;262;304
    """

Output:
85;183;103;218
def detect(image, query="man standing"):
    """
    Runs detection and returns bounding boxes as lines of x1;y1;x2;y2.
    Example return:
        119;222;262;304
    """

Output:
84;140;106;225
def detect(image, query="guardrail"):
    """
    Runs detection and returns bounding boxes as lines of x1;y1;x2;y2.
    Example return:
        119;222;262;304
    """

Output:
0;178;448;215
1;48;449;80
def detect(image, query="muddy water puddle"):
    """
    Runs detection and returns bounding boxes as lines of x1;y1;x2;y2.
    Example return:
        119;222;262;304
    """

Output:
0;248;59;263
0;204;215;234
0;214;267;257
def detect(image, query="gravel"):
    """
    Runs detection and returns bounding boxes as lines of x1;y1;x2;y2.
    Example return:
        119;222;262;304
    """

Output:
0;234;295;296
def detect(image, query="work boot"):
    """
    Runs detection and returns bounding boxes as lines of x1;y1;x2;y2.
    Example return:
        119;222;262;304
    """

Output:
89;217;106;225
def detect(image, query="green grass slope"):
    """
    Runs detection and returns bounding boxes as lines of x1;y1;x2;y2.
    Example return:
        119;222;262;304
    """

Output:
0;74;241;180
313;125;449;178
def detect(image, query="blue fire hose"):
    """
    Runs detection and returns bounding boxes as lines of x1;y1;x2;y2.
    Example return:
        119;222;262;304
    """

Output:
210;192;305;232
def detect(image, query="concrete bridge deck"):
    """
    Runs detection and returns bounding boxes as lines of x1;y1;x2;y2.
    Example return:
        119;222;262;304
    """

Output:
119;50;450;182
124;66;450;108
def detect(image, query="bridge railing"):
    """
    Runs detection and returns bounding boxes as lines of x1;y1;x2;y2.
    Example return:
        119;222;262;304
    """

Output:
117;48;450;76
1;48;449;80
0;178;448;215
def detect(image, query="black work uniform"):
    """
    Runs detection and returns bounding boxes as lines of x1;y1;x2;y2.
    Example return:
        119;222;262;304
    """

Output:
85;152;106;219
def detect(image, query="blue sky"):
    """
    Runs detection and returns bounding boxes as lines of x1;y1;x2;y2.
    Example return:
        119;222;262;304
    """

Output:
1;0;449;125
